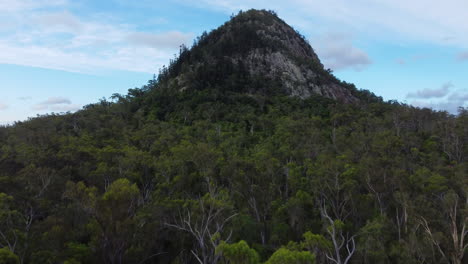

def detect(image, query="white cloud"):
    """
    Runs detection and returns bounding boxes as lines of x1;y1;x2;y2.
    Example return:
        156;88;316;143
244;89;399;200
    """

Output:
33;97;72;110
457;51;468;61
407;82;453;99
313;33;372;71
40;97;72;105
395;54;429;66
29;97;80;112
0;103;8;110
0;3;193;73
409;84;468;114
126;31;194;49
1;0;466;76
395;59;406;65
191;0;468;48
448;91;468;101
411;98;467;114
34;11;84;34
180;0;250;12
50;104;81;112
0;0;67;12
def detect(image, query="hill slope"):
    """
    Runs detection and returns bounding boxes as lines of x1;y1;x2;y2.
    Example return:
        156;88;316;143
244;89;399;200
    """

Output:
0;9;466;264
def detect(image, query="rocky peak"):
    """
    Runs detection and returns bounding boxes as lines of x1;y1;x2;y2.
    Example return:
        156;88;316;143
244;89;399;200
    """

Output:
157;9;359;103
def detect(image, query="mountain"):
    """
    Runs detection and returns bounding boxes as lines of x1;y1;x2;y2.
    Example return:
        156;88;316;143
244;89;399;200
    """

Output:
0;9;466;264
157;9;360;103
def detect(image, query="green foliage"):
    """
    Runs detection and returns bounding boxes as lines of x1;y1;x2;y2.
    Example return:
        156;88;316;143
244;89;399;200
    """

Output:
63;259;81;264
0;83;465;264
216;240;260;264
265;248;315;264
64;242;91;263
409;167;448;193
0;248;19;264
357;216;392;264
302;232;331;252
30;251;55;264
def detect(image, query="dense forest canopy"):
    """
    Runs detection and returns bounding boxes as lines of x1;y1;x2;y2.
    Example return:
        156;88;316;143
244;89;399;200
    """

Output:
0;9;467;264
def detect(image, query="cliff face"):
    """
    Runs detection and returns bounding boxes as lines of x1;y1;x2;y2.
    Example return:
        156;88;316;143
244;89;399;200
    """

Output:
158;9;359;103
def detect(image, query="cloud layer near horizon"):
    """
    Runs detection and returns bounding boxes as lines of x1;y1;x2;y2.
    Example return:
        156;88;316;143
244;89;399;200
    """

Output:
406;82;453;99
32;97;81;112
408;82;468;113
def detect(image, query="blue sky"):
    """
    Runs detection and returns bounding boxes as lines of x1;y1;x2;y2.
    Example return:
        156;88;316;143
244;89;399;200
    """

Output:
0;0;467;124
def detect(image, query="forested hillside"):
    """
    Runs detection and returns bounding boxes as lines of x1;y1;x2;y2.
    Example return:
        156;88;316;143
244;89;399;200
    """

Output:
0;9;466;264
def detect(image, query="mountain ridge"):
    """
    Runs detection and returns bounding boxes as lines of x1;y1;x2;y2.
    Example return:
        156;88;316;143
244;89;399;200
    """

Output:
155;9;362;104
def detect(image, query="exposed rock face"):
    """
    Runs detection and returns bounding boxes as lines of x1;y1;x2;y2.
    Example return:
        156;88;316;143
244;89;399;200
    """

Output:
232;10;358;103
241;50;356;102
163;9;359;103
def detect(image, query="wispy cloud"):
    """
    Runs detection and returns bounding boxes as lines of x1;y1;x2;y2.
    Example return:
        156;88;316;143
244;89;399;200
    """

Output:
395;59;406;65
0;103;8;110
34;11;84;34
456;51;468;61
448;90;468;101
49;104;81;112
408;83;468;113
191;0;468;48
313;33;372;71
0;3;193;73
411;96;467;114
395;54;429;65
3;0;466;75
18;96;32;100
406;82;453;99
126;31;193;49
32;97;73;111
0;0;67;12
40;97;72;105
